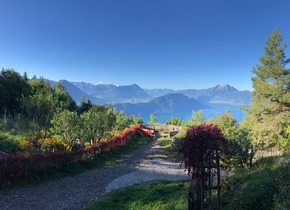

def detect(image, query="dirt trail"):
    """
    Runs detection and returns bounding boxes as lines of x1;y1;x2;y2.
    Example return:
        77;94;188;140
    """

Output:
0;139;189;210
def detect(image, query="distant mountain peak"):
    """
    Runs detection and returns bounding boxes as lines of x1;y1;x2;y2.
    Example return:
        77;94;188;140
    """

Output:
213;84;238;92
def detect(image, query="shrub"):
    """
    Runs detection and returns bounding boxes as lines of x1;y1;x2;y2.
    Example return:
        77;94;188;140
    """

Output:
179;123;230;178
222;157;290;210
0;132;21;153
0;124;153;188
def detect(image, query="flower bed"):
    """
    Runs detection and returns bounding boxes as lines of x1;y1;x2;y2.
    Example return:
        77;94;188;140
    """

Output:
0;125;152;188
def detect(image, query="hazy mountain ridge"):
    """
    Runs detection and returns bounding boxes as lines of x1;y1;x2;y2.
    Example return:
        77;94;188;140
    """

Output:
145;84;251;106
71;82;251;106
44;79;251;115
59;80;106;104
114;93;208;117
72;82;151;103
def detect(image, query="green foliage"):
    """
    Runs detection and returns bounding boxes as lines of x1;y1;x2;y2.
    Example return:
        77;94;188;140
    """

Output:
2;74;77;130
54;82;77;112
81;105;116;143
0;69;31;115
50;110;81;145
149;113;157;124
209;110;255;168
0;132;21;153
50;102;143;148
246;29;290;149
175;110;205;138
165;117;181;126
156;138;182;161
77;97;93;115
222;157;290;210
86;181;189;210
283;125;290;148
115;111;131;132
21;79;56;128
129;115;143;126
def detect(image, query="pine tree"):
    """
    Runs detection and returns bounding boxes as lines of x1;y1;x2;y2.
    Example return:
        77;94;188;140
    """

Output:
247;29;290;148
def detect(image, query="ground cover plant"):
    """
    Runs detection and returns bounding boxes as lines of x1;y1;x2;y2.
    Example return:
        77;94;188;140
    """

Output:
86;181;190;210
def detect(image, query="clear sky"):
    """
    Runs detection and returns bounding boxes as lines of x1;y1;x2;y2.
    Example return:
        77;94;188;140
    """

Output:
1;0;290;91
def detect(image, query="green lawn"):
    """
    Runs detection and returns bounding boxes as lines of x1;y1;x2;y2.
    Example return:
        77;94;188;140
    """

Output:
86;181;190;210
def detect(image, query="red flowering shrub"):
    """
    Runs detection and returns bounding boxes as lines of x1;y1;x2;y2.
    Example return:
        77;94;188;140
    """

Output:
179;124;230;209
179;124;229;179
0;124;152;188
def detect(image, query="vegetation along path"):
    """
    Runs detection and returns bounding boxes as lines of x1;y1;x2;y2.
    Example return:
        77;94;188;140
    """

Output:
0;138;189;210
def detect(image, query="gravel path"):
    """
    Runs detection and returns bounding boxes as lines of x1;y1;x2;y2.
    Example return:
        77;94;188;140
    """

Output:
0;139;189;210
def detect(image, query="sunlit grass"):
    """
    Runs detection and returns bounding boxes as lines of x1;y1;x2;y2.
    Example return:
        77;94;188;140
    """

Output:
156;137;182;162
86;181;189;210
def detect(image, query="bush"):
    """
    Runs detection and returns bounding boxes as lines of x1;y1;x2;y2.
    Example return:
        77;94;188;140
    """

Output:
222;157;290;210
0;132;21;153
179;124;230;178
0;125;153;189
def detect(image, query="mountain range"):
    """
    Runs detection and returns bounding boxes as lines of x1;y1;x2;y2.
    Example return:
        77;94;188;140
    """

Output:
47;79;251;118
114;93;208;117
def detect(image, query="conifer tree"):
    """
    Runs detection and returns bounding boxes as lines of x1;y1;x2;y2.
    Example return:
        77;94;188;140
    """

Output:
247;29;290;148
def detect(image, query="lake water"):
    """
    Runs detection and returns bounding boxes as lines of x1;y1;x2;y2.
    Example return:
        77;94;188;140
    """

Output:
141;104;248;124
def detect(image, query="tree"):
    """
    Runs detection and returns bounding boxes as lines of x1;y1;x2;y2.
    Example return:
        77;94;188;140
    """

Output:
129;116;143;126
176;110;205;138
115;111;131;132
149;114;157;124
209;110;254;168
50;110;81;145
54;82;77;112
21;79;56;127
77;97;93;115
0;69;31;115
23;72;28;81
80;105;116;144
166;117;181;126
246;29;290;149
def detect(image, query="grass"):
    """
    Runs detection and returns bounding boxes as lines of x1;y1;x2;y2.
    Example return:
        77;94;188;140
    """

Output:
86;137;189;210
1;136;153;190
154;137;182;162
87;153;289;210
86;181;190;210
221;156;290;210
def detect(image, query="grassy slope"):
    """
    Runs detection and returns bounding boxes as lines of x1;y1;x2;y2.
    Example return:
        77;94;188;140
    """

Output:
86;181;189;210
222;156;290;210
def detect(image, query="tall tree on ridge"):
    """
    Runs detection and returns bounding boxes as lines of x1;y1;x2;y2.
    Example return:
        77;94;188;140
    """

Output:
246;29;290;149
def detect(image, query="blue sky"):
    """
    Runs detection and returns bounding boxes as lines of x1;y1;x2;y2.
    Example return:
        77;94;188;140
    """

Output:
1;0;289;91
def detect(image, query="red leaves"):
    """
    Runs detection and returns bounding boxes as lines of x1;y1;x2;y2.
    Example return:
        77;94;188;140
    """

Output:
179;124;230;180
0;124;152;188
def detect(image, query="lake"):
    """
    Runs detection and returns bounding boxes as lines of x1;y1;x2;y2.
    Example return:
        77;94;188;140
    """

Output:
141;104;248;124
